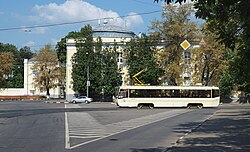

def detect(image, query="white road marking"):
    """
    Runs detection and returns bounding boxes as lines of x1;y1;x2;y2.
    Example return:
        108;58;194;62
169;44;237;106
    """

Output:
70;135;101;138
65;109;191;149
65;104;70;149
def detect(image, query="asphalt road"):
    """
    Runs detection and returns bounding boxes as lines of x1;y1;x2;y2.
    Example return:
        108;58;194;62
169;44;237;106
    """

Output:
0;101;248;152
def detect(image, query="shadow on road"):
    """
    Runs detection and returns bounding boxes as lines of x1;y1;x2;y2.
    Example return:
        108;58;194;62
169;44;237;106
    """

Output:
130;147;166;152
168;108;250;152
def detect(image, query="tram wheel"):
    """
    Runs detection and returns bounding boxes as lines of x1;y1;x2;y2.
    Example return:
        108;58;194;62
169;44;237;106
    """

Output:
137;104;143;109
149;104;154;109
197;104;203;109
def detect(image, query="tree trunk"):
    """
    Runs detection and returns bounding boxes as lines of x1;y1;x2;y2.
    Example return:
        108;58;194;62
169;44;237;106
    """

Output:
46;88;50;99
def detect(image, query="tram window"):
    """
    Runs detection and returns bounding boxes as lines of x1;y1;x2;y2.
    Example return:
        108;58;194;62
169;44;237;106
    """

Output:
205;90;212;98
212;89;220;98
129;89;169;98
180;90;190;97
189;90;211;98
150;90;162;97
164;90;172;97
119;89;128;98
199;90;206;98
142;90;162;98
172;90;180;98
130;89;148;98
129;89;136;97
190;90;199;97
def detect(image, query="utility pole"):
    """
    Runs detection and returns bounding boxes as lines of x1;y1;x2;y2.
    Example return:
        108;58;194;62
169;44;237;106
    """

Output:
87;65;90;97
86;52;90;97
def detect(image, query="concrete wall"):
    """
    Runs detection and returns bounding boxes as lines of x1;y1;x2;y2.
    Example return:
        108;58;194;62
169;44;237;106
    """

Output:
0;88;25;95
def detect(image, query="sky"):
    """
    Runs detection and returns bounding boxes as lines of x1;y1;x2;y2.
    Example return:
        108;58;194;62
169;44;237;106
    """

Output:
0;0;164;51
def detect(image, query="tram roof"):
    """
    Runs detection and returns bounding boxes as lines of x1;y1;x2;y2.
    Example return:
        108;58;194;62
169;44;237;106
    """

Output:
119;85;219;90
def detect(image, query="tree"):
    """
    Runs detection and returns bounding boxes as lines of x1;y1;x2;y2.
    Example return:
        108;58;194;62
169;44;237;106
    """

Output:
219;69;234;97
154;0;250;50
32;44;62;97
99;43;122;97
229;46;250;97
71;25;94;95
91;38;122;98
0;52;13;88
0;43;17;88
0;43;34;88
149;3;197;85
155;0;250;95
191;23;226;86
71;25;122;99
125;35;164;85
55;31;82;64
9;46;34;88
192;0;250;95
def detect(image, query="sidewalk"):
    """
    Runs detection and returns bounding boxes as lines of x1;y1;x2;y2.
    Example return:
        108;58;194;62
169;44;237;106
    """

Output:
167;105;250;152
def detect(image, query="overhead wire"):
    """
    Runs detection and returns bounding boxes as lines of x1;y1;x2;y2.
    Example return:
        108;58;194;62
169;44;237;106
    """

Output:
0;10;162;32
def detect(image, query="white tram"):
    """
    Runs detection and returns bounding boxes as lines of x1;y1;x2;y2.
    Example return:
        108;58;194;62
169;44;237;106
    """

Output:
115;85;220;109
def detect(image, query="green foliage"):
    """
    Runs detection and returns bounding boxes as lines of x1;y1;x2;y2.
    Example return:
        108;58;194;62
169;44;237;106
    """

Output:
0;52;13;88
219;69;234;97
229;46;250;97
0;43;34;88
99;44;122;96
55;31;83;64
71;25;94;95
125;35;164;85
192;0;250;95
11;46;34;88
32;44;62;96
154;0;249;50
71;25;121;98
156;0;250;94
6;73;23;88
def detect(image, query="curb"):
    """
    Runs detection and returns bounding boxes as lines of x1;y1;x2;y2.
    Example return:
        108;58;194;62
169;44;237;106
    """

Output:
44;101;69;104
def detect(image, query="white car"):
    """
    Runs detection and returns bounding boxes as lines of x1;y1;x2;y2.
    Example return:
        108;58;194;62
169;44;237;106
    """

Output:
71;96;93;104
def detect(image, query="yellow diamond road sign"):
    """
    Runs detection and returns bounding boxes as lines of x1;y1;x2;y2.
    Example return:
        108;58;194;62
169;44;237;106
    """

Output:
180;40;191;50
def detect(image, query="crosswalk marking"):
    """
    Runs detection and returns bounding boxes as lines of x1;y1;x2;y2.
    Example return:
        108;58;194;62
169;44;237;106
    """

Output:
65;109;191;149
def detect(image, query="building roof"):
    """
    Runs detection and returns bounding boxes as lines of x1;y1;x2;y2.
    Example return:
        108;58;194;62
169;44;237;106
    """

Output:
93;25;136;38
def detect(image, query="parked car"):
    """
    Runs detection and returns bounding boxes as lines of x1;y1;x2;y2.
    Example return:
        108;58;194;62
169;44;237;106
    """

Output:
71;96;93;104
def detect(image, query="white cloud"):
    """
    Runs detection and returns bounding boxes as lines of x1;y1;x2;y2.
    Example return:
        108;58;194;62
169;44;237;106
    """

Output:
124;12;144;29
23;41;36;47
30;0;143;30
